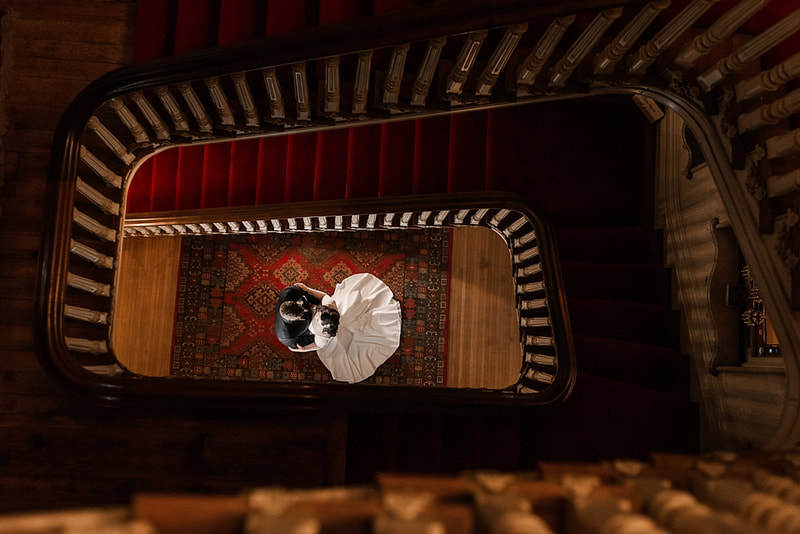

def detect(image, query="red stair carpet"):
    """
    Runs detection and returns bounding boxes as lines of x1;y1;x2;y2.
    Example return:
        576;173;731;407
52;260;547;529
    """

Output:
129;0;698;479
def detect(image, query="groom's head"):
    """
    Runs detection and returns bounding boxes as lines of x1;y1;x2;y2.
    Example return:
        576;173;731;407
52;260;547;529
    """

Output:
279;300;309;322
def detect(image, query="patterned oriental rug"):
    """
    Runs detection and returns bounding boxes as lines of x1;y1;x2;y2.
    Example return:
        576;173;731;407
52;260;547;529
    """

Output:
170;229;451;386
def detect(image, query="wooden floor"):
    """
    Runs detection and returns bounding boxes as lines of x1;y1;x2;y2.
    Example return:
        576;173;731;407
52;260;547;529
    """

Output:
113;227;521;388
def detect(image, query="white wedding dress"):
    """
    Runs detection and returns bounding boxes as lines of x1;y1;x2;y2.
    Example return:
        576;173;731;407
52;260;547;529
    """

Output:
310;273;402;384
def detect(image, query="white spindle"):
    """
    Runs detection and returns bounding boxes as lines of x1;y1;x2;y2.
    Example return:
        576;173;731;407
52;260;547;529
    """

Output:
67;273;111;297
79;146;122;188
242;221;254;232
697;7;800;91
411;38;446;106
513;230;536;247
186;223;202;233
454;209;469;224
212;222;226;232
73;208;117;242
629;0;722;76
367;214;377;228
400;212;412;227
270;219;281;232
516;15;575;88
767;129;800;159
256;220;267;232
352;50;373;115
526;353;557;366
518;264;542;277
525;368;555;384
65;337;108;355
674;0;770;69
318;216;328;230
227;222;240;232
503;216;527;237
490;209;510;226
206;78;238;128
418;211;432;225
335;216;343;230
70;239;113;269
383;213;395;227
154;86;190;131
767;170;800;199
593;0;671;75
65;304;108;325
549;7;622;87
76;177;120;215
177;82;214;132
475;23;527;96
434;210;449;225
470;209;488;224
525;335;554;346
514;247;540;263
84;363;124;376
324;56;340;114
736;51;800;102
737;87;800;133
383;44;410;106
200;222;214;232
446;30;488;95
302;217;313;230
231;72;259;127
292;63;311;121
517;281;545;294
516;384;541;394
158;225;176;234
129;91;171;140
108;97;149;143
350;215;360;228
521;299;547;311
261;68;286;120
87;116;135;164
521;316;550;328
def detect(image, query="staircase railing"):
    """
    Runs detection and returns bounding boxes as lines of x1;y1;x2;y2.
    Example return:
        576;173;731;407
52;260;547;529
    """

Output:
38;0;800;439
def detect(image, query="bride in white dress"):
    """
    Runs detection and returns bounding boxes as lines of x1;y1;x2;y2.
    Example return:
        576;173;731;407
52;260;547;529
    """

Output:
296;273;402;383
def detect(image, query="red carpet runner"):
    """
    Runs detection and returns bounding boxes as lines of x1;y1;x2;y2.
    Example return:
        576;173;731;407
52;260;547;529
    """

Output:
171;229;451;385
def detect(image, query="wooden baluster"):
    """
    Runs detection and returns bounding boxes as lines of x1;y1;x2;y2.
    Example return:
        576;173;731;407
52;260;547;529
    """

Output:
153;86;190;132
261;67;285;120
738;87;800;133
65;337;108;355
292;62;311;121
549;7;622;87
411;38;446;106
64;304;108;325
231;72;259;127
352;50;373;114
445;30;488;95
70;239;114;269
177;82;214;132
593;1;671;75
514;246;539;263
697;7;800;91
204;76;236;126
108;97;149;144
67;272;111;297
674;0;770;69
73;208;117;242
767;170;800;199
628;0;722;76
517;281;544;294
129;90;171;140
521;316;550;327
516;16;574;91
736;51;800;102
79;146;122;188
86;116;135;165
767;129;800;159
76;177;120;215
382;43;410;106
323;56;340;114
475;23;527;96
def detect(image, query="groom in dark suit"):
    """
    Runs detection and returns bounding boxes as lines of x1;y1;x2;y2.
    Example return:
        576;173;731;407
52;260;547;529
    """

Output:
274;284;321;351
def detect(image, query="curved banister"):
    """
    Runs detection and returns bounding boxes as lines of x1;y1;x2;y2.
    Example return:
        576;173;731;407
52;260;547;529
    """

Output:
36;0;800;445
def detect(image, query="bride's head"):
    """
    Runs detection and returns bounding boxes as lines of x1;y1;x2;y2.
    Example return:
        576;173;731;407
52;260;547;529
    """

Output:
315;305;340;337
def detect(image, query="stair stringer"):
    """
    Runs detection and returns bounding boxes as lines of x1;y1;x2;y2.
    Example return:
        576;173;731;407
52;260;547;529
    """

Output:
649;93;798;450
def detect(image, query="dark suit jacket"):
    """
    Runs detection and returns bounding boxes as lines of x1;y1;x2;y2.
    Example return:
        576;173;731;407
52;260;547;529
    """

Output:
274;285;321;349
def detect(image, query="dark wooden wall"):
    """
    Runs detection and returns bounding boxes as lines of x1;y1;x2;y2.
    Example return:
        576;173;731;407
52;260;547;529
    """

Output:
0;0;349;513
